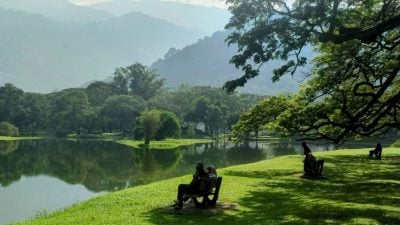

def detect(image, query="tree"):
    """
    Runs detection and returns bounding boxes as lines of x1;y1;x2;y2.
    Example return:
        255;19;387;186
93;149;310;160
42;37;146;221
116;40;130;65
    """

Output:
19;93;48;135
233;96;290;140
49;89;91;135
224;0;400;143
155;111;181;140
100;95;145;134
85;81;115;107
0;84;24;128
0;122;19;137
112;63;165;100
205;103;228;138
138;110;160;145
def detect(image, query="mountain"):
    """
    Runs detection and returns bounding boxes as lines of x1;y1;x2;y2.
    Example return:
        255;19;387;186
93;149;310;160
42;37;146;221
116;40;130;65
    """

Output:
0;9;203;92
0;0;112;23
151;31;309;95
88;0;230;34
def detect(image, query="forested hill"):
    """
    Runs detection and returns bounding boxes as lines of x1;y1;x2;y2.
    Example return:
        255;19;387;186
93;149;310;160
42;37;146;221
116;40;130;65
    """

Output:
151;31;307;95
0;9;202;93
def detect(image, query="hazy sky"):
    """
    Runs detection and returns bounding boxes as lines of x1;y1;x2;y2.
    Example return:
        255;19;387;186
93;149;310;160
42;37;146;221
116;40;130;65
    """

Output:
71;0;229;8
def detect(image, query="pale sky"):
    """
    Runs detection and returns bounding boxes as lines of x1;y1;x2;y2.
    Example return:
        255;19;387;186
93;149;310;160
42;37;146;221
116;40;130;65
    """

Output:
71;0;230;8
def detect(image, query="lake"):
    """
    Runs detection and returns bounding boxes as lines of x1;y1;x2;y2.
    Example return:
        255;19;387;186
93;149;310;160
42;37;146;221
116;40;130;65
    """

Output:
0;139;376;224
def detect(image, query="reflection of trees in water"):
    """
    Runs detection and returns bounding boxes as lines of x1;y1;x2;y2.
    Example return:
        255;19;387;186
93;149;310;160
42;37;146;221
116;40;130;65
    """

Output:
226;142;265;164
178;141;266;169
0;140;182;192
0;141;19;155
0;140;136;191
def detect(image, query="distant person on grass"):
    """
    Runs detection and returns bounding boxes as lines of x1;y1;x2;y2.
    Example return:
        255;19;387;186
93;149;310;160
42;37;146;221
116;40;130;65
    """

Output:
175;161;208;210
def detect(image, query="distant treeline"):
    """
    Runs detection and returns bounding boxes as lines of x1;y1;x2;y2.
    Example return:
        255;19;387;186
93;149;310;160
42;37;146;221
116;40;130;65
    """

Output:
0;63;263;138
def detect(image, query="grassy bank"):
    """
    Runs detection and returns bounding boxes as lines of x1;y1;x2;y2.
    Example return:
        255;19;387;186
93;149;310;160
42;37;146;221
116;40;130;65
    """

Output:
0;136;41;141
18;148;400;225
117;138;213;149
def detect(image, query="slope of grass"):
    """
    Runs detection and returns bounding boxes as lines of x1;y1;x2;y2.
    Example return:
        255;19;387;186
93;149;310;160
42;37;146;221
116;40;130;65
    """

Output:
0;136;41;141
117;138;212;149
17;148;400;225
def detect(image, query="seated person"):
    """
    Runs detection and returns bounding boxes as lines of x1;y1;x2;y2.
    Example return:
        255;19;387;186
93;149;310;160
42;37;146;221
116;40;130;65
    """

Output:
303;152;317;175
175;161;208;210
207;165;217;179
302;142;312;155
369;143;382;159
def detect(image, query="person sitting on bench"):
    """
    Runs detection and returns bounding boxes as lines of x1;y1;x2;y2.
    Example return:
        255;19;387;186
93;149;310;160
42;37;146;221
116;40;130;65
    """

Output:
175;161;208;210
302;142;312;155
303;152;317;175
369;143;382;159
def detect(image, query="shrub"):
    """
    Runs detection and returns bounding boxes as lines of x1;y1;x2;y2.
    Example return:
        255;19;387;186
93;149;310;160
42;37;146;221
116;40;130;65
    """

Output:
390;139;400;148
0;122;20;137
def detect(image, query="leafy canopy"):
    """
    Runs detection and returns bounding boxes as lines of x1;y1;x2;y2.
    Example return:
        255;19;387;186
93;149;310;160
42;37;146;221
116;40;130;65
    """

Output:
224;0;400;143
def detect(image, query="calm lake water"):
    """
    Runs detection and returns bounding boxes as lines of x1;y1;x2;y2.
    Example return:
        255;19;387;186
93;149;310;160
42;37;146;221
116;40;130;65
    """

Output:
0;139;378;224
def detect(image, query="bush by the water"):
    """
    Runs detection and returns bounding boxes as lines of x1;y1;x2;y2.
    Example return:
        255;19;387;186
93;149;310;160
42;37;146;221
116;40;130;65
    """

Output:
0;122;19;137
391;139;400;147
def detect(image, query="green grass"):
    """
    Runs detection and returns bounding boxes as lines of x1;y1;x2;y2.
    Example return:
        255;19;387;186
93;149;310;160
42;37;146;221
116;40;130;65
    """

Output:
0;136;41;141
17;148;400;225
117;138;213;149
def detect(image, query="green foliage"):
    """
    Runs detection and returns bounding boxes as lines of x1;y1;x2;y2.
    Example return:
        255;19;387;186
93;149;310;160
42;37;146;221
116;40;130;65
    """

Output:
224;0;400;143
0;81;261;137
101;95;145;133
155;111;181;140
112;63;165;100
85;81;116;107
0;121;19;137
137;110;181;143
49;89;91;135
233;96;290;139
151;85;262;137
391;139;400;147
138;110;161;145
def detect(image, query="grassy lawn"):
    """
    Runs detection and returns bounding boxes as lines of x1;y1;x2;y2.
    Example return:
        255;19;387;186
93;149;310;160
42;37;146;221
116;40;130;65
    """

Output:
0;136;41;141
117;138;213;149
17;148;400;225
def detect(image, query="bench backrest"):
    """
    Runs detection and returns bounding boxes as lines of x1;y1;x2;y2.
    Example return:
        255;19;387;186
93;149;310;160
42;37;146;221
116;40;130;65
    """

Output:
209;177;222;193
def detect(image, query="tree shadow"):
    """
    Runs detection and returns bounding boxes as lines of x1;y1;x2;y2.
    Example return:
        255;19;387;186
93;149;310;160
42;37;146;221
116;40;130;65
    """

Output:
146;154;400;224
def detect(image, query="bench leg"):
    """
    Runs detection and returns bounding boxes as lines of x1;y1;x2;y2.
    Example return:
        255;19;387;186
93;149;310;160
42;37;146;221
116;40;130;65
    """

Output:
192;195;209;208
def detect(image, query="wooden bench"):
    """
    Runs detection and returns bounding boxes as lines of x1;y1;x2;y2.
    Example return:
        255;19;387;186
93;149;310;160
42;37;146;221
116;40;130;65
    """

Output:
304;160;324;177
369;149;382;160
184;177;222;208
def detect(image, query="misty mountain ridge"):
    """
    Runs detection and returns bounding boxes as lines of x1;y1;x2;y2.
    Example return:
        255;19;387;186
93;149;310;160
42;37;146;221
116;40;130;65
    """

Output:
0;0;112;23
151;31;308;95
88;0;231;34
0;8;203;92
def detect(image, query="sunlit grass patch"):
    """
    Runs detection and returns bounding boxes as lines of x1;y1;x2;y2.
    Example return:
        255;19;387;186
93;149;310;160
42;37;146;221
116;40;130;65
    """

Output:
0;136;41;141
117;138;212;149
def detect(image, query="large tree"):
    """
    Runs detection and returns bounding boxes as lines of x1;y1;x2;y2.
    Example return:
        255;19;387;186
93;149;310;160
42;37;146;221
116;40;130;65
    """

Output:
224;0;400;144
112;63;165;100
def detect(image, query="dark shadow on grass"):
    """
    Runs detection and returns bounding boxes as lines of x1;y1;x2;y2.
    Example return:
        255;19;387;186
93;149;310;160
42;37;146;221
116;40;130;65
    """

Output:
223;170;298;179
